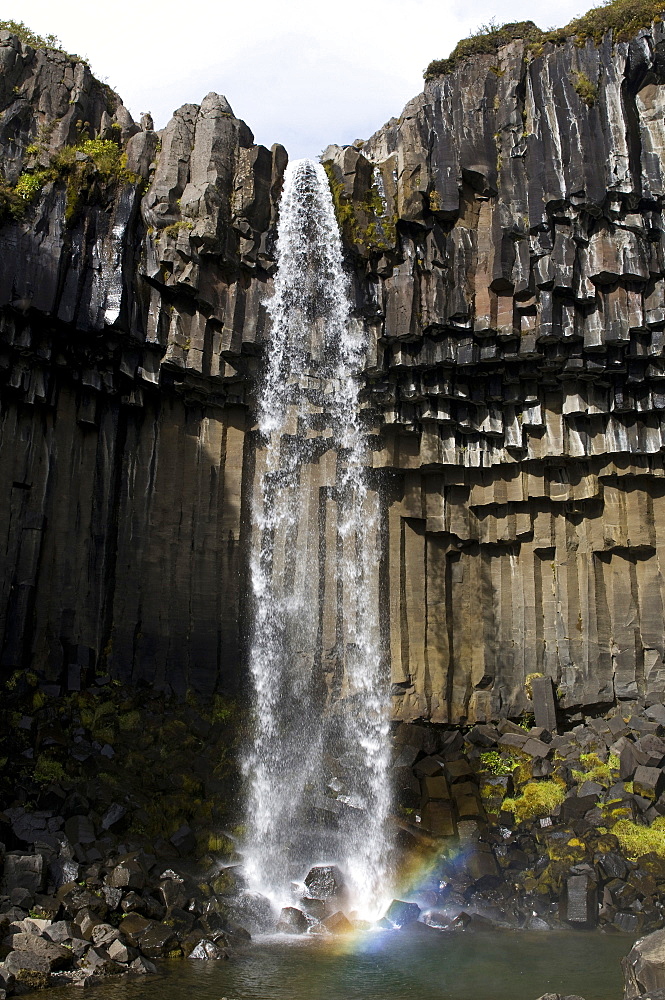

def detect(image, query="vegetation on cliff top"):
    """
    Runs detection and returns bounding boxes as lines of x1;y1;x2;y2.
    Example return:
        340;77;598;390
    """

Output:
0;18;86;62
424;0;665;79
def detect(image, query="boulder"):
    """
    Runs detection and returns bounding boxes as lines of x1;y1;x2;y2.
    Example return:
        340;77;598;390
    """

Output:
4;934;71;970
383;899;421;928
276;907;309;934
188;939;228;959
624;929;665;998
1;853;44;894
138;921;179;958
323;910;353;934
4;950;51;988
304;865;345;899
106;938;137;964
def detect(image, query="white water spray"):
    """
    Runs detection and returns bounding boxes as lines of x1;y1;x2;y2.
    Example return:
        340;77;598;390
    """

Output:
243;159;391;918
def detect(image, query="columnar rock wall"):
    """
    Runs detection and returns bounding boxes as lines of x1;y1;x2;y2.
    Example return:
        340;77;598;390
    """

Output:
321;21;665;721
3;22;665;717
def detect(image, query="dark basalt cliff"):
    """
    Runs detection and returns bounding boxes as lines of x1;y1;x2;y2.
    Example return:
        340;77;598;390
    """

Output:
2;19;665;723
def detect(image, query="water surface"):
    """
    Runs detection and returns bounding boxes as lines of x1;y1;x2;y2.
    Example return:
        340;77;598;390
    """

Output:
51;927;636;1000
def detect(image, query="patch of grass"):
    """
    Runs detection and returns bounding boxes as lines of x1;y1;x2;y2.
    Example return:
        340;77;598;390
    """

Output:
613;817;665;859
163;220;194;239
503;778;566;822
425;19;544;78
479;750;515;775
3;136;141;226
572;751;619;786
0;19;86;63
0;19;61;50
33;754;66;785
424;1;665;80
15;170;50;203
572;70;599;106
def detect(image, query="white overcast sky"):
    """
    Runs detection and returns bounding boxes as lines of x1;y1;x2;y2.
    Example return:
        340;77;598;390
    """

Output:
14;0;590;158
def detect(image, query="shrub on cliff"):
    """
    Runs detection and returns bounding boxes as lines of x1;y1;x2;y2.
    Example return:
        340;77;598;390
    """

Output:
0;18;85;62
425;0;665;79
425;20;543;78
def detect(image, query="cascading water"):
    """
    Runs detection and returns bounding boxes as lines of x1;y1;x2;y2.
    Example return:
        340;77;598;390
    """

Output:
242;158;391;919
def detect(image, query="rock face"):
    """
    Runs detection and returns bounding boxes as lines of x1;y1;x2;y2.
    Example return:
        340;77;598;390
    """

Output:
624;929;665;997
3;22;665;719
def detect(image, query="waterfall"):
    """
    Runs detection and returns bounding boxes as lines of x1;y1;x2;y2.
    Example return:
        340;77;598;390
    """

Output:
242;158;391;919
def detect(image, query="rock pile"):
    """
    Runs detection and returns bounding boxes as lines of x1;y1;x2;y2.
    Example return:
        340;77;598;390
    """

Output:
392;697;665;934
0;850;255;994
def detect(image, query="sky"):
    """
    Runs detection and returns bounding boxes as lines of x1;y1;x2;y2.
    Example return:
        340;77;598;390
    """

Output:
14;0;592;159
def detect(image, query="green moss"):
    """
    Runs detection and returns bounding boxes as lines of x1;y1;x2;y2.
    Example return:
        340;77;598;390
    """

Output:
572;70;599;106
503;778;566;823
3;136;141;227
322;160;397;253
33;754;66;785
572;751;619;786
613;817;665;859
322;161;358;242
479;750;514;775
425;1;665;80
162;219;194;239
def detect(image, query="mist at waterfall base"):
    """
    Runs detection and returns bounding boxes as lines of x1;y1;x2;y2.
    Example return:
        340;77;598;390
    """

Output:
241;158;392;922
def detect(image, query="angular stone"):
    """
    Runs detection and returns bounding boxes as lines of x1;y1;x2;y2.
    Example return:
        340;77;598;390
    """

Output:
4;950;50;989
624;928;665;998
138;921;179;958
276;907;308;934
414;755;445;777
1;854;44;894
304;865;345;899
323;910;353;934
188;939;228;959
531;676;558;732
560;875;597;927
106;938;137;964
420;800;456;837
383;899;421;928
634;766;665;800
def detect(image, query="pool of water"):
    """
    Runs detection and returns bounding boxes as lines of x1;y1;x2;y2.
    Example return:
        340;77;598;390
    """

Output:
50;926;636;1000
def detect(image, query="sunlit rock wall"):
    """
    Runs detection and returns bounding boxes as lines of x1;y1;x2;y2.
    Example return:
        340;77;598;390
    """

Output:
3;22;665;717
325;22;665;722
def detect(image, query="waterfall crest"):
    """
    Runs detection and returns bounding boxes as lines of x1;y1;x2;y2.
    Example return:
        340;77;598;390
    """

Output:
243;158;391;918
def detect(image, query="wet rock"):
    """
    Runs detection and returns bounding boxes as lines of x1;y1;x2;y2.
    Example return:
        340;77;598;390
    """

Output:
5;933;72;969
129;955;158;975
323;911;353;934
188;938;228;959
105;856;146;890
383;899;421;928
276;907;309;934
560;875;598;928
117;912;152;946
304;865;345;899
137;921;179;958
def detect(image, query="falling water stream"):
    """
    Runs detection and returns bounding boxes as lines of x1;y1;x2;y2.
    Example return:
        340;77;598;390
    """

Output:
242;158;391;918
